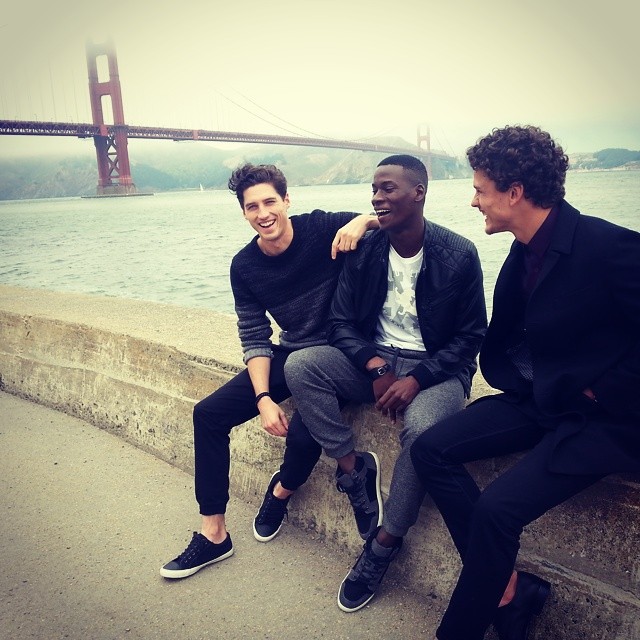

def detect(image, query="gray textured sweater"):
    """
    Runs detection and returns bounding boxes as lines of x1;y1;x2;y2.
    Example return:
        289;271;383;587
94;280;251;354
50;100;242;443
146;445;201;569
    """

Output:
230;210;357;362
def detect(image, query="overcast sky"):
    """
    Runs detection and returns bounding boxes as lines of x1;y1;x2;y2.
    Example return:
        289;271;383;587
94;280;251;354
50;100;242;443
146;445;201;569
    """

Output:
1;0;638;158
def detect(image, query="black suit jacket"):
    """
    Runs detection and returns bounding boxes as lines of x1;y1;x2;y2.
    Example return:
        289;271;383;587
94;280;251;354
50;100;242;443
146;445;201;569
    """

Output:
480;200;640;474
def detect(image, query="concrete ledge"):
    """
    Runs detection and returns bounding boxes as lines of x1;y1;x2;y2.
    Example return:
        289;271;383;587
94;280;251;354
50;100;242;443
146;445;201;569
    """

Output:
1;285;638;639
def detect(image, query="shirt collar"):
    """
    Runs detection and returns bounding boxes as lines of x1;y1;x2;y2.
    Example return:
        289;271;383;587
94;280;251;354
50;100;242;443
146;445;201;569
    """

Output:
524;203;559;258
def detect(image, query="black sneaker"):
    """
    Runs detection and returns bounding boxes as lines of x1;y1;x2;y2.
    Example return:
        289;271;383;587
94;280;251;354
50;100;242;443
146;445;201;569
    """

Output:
160;532;233;579
253;471;290;542
336;451;383;539
338;530;402;612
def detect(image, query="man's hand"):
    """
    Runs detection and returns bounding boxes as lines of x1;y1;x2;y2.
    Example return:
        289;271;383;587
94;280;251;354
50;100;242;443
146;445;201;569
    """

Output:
257;397;289;437
374;375;421;424
331;214;378;259
372;370;397;404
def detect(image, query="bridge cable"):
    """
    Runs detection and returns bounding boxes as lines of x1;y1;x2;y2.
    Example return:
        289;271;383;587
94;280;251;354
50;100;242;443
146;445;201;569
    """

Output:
220;88;407;144
224;88;339;140
215;90;309;138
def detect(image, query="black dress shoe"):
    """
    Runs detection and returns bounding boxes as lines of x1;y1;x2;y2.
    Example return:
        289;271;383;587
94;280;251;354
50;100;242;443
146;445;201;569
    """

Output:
493;571;551;640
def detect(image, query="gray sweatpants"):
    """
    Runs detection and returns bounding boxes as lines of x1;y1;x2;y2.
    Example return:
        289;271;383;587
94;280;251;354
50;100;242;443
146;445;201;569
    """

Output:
284;344;465;538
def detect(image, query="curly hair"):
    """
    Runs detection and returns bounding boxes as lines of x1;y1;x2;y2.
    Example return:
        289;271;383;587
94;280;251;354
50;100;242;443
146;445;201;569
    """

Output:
228;163;288;207
466;126;569;208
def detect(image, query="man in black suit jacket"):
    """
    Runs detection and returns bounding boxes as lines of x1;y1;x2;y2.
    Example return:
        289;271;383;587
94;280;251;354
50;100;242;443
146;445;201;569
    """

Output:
410;125;640;640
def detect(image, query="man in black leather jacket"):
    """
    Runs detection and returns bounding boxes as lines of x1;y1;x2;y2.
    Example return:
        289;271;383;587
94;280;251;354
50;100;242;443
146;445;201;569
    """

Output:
284;154;487;612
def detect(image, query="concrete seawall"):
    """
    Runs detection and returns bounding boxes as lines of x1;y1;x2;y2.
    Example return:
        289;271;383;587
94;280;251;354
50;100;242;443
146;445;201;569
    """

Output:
1;284;638;639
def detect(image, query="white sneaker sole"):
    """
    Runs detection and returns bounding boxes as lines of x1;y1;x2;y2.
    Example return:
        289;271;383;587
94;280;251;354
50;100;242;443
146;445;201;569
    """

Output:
252;520;284;543
337;584;376;613
160;547;234;579
360;450;383;539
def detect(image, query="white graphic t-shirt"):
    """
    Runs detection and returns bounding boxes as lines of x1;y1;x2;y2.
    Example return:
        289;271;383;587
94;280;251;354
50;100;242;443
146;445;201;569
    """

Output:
375;246;426;351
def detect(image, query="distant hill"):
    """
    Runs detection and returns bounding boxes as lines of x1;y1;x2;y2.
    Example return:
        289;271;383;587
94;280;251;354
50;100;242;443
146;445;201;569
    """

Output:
0;140;637;200
568;148;640;172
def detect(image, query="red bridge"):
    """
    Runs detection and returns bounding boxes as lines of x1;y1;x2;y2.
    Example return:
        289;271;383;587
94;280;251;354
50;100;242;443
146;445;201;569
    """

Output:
0;40;450;196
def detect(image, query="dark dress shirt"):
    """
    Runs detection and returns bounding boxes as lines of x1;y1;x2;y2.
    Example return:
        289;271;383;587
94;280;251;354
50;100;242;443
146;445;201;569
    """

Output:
507;205;560;383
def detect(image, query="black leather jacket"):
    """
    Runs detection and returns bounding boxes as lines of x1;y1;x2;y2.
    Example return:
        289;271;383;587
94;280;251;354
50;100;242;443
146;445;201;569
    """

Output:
328;221;487;396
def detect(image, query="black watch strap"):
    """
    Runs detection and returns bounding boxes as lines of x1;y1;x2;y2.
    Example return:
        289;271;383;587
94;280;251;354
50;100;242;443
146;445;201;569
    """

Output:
368;363;391;380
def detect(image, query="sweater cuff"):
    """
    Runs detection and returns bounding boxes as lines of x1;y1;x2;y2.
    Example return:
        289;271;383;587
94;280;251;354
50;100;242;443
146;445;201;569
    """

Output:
243;347;274;365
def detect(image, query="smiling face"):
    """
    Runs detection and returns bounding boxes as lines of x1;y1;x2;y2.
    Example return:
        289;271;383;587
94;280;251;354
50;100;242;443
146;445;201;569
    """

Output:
371;164;425;233
242;182;293;254
471;170;515;236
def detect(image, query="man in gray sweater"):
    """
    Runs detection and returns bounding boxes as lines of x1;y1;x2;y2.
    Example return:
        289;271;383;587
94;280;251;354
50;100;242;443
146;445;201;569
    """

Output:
161;163;380;579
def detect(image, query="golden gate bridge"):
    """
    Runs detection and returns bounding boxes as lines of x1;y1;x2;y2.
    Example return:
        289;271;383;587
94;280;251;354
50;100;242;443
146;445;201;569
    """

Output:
0;40;453;196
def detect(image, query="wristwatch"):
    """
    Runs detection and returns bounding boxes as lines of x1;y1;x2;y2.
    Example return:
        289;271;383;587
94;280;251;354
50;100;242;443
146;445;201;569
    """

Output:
368;363;391;380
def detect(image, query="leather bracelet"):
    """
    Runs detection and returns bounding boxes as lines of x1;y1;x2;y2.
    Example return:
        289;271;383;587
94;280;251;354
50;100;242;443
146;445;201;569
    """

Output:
368;363;391;380
255;391;271;406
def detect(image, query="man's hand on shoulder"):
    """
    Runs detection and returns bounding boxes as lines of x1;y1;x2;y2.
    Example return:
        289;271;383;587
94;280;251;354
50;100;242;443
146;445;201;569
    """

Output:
331;214;378;259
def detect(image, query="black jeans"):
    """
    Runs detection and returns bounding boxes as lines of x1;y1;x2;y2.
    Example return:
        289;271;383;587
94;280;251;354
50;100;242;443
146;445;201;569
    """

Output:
410;394;603;640
193;347;322;515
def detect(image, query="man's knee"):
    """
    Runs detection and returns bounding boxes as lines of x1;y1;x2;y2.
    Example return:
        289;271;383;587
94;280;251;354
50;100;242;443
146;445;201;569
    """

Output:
193;394;235;435
282;349;306;384
284;346;332;389
470;490;522;538
193;398;219;433
193;398;208;424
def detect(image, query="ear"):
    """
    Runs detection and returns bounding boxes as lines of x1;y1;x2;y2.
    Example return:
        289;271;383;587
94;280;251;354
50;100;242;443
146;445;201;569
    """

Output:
284;193;291;208
509;183;524;205
414;183;426;202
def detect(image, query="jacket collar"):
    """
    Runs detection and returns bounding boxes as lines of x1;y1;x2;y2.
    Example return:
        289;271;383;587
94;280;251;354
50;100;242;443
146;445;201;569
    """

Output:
535;200;580;287
495;200;581;302
547;199;581;255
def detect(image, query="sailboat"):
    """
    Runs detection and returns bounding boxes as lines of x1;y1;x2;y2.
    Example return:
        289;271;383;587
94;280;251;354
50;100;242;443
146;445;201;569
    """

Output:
199;183;204;192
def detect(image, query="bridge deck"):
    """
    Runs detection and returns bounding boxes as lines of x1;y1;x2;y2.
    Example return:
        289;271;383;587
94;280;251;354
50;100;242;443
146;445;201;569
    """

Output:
0;119;450;160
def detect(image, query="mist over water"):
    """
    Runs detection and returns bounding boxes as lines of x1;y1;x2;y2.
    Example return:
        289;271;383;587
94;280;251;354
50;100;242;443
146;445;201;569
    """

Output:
0;171;638;316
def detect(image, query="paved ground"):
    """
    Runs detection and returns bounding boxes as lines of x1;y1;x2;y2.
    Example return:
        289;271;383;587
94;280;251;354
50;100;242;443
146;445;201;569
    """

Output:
0;392;442;640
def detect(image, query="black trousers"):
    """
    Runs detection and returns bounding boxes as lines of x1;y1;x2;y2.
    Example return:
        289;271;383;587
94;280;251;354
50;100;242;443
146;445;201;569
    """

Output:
410;394;604;640
193;347;322;515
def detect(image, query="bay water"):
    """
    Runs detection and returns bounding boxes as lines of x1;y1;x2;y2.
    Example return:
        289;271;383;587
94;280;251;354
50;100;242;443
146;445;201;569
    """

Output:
1;171;638;317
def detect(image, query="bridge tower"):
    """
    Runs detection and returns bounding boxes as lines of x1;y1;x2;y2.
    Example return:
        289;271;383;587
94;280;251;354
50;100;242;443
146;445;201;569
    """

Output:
416;123;432;178
86;39;136;196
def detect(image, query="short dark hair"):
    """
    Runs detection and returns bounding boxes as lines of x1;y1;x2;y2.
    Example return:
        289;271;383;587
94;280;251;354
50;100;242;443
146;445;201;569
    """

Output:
466;125;569;208
228;163;288;207
377;154;429;191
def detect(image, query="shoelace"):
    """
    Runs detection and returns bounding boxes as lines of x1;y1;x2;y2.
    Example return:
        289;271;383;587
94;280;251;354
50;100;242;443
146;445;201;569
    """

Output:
352;545;390;585
256;492;288;525
178;533;209;563
339;475;373;514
